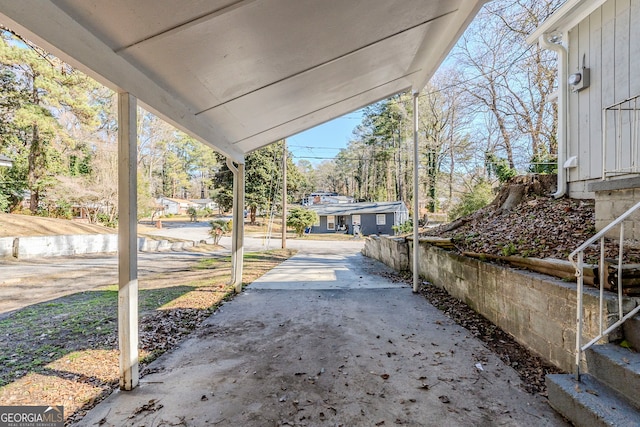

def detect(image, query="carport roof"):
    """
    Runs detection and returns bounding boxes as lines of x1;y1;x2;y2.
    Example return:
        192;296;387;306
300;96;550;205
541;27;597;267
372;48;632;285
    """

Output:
0;1;488;163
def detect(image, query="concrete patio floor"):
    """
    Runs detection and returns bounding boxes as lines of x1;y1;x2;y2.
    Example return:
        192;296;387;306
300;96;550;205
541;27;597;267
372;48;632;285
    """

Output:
77;244;568;426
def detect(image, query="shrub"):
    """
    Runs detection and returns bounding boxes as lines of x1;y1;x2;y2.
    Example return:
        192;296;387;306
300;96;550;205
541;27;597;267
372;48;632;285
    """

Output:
501;242;517;256
209;219;230;245
529;151;558;174
187;206;198;222
448;180;494;221
392;219;413;234
486;153;517;182
97;213;117;228
287;207;318;237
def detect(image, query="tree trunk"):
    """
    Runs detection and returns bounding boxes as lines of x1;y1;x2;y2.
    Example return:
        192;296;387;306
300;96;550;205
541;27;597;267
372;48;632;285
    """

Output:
250;205;256;225
28;124;42;212
426;146;437;213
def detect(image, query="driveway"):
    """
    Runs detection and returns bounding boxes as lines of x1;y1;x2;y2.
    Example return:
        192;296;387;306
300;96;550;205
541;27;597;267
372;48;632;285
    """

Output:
146;220;365;253
77;243;567;426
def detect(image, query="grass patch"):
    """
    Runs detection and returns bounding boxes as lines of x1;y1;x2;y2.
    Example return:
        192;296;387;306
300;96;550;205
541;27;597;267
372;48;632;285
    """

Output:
0;249;294;421
0;287;195;387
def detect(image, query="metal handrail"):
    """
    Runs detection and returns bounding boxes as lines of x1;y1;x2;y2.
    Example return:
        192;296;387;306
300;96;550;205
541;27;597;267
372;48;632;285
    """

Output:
602;94;640;179
569;200;640;380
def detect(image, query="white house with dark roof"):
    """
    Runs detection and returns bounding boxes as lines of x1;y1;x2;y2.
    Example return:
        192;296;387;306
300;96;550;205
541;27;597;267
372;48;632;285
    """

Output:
156;196;198;216
302;192;355;206
189;198;217;211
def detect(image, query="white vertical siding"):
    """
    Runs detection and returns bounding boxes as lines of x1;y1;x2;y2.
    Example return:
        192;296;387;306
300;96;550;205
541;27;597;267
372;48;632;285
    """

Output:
588;7;603;181
614;0;630;102
615;0;632;171
578;19;591;181
567;0;639;197
568;26;580;182
631;0;640;96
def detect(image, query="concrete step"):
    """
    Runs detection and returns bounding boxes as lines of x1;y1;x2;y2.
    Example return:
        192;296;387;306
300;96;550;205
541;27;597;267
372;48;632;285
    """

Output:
546;373;640;426
586;344;640;410
623;316;640;352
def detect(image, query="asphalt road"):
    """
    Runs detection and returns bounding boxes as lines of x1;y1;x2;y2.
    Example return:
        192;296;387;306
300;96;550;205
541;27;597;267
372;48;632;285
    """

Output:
0;251;215;316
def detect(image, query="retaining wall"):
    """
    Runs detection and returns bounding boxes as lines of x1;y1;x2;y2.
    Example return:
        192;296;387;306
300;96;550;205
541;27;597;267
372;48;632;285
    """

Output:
361;236;409;271
363;235;640;372
0;235;200;259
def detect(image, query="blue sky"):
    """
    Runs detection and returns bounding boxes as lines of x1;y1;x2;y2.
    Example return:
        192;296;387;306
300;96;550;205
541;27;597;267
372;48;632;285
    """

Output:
287;110;363;165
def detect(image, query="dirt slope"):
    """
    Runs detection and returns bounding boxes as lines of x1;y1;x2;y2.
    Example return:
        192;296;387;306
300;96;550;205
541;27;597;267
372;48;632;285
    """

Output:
0;213;115;237
423;175;640;263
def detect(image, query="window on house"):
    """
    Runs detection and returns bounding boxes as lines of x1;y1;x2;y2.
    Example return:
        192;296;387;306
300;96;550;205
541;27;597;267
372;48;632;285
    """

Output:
352;214;360;225
327;215;335;230
376;214;386;225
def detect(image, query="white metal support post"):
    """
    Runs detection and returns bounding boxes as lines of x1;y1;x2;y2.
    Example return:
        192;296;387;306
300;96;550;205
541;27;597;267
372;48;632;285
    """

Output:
227;158;245;293
118;92;139;390
412;91;420;293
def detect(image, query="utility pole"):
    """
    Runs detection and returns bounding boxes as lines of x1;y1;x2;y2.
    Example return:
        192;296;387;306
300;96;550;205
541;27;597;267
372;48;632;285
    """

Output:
412;91;419;293
282;139;287;249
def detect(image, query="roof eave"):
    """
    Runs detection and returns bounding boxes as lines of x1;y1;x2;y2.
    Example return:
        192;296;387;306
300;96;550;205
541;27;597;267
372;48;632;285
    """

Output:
526;0;608;45
0;0;245;163
408;0;491;92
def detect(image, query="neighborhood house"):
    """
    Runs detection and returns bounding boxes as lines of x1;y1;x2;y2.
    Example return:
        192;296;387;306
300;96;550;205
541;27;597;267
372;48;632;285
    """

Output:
307;201;409;236
302;192;355;206
155;197;198;216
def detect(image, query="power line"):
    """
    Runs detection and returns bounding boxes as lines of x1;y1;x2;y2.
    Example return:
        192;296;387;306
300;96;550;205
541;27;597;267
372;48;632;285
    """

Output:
418;43;540;99
288;145;344;150
291;39;552;164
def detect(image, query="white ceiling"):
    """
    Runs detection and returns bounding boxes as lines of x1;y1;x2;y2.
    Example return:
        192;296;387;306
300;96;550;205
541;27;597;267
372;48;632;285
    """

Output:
0;0;487;162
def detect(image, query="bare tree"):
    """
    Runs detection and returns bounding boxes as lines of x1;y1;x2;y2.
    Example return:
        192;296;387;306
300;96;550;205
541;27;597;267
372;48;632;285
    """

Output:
453;0;561;170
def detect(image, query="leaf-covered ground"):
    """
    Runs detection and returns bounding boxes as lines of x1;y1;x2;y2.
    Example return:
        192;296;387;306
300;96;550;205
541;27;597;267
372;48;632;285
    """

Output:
424;195;640;264
417;281;562;396
378;270;561;397
425;197;595;258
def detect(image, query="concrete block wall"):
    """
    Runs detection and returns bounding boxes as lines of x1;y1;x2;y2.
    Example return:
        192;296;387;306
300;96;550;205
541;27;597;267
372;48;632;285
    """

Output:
0;237;15;257
2;234;119;259
138;237;195;252
594;188;640;239
362;235;409;271
1;235;200;259
364;236;640;373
